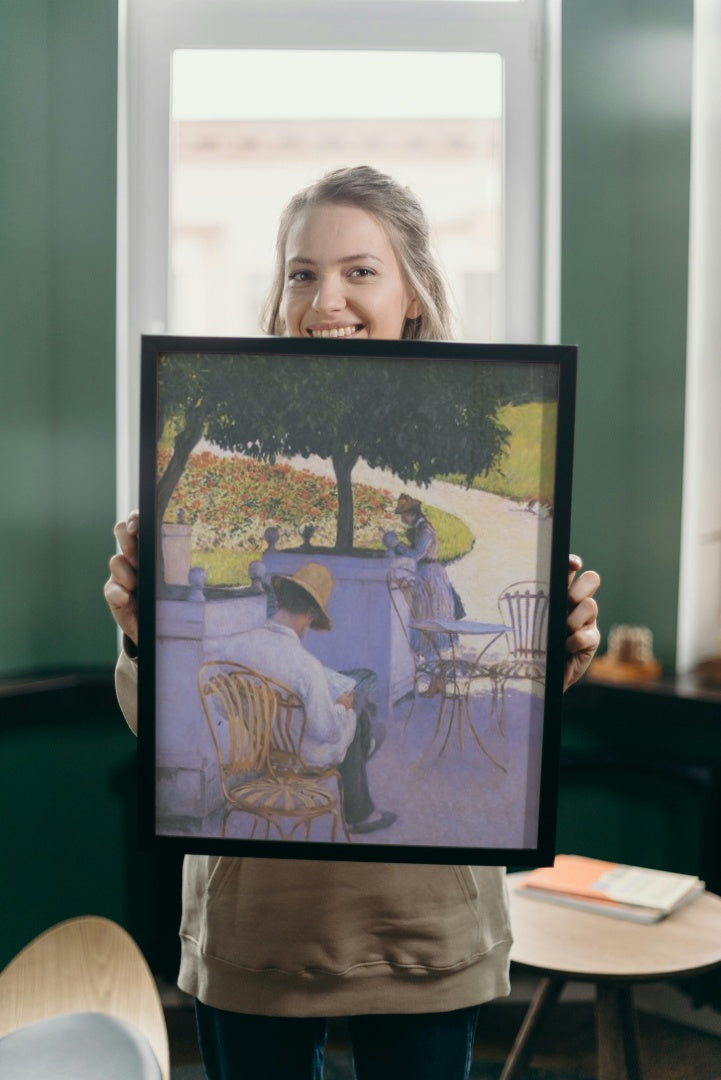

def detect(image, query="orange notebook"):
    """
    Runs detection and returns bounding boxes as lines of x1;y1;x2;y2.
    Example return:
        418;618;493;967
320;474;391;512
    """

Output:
517;855;704;923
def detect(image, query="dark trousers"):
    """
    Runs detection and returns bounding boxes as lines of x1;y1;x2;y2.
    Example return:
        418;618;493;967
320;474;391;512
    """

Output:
336;668;377;825
337;709;374;824
195;1000;481;1080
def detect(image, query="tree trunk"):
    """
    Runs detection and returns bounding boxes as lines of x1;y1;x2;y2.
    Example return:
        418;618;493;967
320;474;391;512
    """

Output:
332;452;358;552
155;400;207;586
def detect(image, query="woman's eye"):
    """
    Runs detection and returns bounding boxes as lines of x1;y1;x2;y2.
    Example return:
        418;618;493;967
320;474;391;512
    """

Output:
349;267;375;279
288;270;313;283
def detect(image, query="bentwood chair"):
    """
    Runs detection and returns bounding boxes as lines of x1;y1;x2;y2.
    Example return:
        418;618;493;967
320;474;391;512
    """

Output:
490;581;550;730
0;916;169;1079
387;566;447;720
198;660;349;842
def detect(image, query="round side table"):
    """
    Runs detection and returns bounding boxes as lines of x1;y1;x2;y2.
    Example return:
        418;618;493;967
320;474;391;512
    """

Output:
503;872;721;1080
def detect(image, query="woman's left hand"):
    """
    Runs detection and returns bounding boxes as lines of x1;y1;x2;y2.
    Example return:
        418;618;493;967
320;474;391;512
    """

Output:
564;554;601;691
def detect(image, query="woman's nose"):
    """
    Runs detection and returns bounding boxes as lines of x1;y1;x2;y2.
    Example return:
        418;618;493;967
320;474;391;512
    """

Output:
312;274;345;314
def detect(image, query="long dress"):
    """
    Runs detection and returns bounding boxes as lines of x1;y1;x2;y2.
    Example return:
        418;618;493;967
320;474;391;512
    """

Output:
395;515;461;656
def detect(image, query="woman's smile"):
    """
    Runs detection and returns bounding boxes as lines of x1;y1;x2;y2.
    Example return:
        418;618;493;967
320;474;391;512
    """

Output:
306;323;364;339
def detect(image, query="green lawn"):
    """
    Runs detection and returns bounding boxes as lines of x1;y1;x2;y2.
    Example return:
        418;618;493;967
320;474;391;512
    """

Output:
424;506;474;565
192;505;473;586
444;401;557;504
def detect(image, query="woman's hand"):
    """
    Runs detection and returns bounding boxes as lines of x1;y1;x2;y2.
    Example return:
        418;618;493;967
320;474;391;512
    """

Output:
103;510;140;647
564;554;601;691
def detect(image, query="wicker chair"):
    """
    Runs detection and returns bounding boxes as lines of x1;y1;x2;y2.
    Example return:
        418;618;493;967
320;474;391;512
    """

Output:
199;660;349;842
387;565;448;719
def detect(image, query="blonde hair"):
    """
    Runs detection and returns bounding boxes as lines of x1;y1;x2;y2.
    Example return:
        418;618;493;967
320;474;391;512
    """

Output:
262;165;453;341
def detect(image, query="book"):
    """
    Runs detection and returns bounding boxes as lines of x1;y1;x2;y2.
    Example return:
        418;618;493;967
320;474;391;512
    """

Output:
516;854;705;924
324;667;356;702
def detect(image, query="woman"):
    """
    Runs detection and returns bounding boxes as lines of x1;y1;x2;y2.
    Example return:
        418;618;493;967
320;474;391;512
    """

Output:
394;493;462;620
106;166;601;1080
392;493;463;694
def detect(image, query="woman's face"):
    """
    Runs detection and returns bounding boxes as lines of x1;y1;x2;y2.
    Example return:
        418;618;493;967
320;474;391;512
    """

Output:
280;203;421;340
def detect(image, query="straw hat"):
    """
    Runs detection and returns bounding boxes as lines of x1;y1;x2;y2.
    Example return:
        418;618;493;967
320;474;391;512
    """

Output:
394;493;422;516
271;562;335;630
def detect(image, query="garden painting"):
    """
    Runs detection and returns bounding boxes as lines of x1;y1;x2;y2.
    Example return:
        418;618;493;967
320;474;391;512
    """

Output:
140;337;575;864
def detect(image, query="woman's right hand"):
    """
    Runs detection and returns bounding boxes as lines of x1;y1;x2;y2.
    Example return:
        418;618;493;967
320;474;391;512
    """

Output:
104;510;139;646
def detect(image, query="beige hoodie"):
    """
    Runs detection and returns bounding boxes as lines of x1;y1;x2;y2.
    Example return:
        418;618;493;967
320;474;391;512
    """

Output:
116;651;512;1016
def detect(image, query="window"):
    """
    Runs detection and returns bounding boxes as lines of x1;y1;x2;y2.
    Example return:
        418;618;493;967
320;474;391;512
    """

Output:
118;0;556;509
170;49;503;340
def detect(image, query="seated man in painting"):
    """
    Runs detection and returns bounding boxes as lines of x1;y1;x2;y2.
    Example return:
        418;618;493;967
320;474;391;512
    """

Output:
229;562;395;835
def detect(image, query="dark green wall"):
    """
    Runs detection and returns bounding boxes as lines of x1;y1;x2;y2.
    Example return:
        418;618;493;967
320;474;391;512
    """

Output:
0;682;183;974
1;685;132;966
563;0;693;670
0;0;136;970
0;0;118;676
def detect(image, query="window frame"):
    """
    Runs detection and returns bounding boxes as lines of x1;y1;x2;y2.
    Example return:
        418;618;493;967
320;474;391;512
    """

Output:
676;0;721;675
117;0;557;510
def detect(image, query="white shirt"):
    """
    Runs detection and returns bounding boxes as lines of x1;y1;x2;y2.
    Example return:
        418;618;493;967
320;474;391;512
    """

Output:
221;621;357;768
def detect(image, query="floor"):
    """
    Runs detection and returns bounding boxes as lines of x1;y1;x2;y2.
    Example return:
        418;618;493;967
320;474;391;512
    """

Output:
167;679;544;854
473;998;721;1079
164;977;721;1079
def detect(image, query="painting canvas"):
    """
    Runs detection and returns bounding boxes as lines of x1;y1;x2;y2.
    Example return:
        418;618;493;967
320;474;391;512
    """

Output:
138;336;576;865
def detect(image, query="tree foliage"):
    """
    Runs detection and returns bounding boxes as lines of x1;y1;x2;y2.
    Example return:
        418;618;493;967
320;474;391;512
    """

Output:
157;351;509;552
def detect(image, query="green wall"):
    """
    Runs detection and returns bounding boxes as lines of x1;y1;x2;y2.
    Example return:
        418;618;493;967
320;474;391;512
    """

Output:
562;0;693;670
0;0;118;676
0;683;184;974
0;0;133;970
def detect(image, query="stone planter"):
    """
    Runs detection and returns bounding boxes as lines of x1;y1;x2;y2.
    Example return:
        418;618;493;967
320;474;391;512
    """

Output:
161;522;192;585
154;581;266;832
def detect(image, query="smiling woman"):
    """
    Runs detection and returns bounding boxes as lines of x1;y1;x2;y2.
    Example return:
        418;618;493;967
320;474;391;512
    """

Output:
263;166;451;342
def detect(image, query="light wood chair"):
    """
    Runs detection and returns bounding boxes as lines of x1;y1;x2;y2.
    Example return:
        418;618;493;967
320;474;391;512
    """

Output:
199;660;349;841
0;915;169;1079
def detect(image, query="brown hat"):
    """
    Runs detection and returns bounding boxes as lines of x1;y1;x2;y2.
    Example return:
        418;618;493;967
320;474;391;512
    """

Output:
394;493;422;516
271;562;335;631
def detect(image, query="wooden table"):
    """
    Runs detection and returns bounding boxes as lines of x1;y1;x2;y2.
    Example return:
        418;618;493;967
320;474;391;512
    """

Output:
503;872;721;1080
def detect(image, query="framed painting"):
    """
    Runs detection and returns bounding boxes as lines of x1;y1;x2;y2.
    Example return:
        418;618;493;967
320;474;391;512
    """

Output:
138;336;576;865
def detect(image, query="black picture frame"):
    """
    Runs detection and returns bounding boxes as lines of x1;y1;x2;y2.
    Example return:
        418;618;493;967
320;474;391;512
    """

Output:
138;335;576;865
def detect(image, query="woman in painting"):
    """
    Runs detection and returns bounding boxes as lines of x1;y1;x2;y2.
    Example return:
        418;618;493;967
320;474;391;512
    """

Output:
394;493;463;618
105;165;601;1080
393;492;465;693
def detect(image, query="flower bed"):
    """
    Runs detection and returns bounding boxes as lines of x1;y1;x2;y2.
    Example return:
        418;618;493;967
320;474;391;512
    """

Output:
159;449;397;552
158;449;475;587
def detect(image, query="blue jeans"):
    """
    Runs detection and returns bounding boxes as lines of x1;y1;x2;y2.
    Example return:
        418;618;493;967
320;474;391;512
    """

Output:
195;1000;481;1080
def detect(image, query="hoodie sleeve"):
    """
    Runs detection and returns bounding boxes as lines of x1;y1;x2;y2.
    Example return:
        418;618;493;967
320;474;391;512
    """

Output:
115;647;139;736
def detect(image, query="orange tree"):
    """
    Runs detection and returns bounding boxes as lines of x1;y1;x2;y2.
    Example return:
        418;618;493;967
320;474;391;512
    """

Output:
156;349;509;553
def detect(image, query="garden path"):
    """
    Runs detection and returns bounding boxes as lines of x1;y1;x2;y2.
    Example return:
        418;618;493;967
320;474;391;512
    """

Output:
285;453;553;620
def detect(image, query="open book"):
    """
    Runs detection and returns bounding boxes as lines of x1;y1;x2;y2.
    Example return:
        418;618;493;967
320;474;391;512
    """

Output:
516;854;705;923
324;668;357;703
